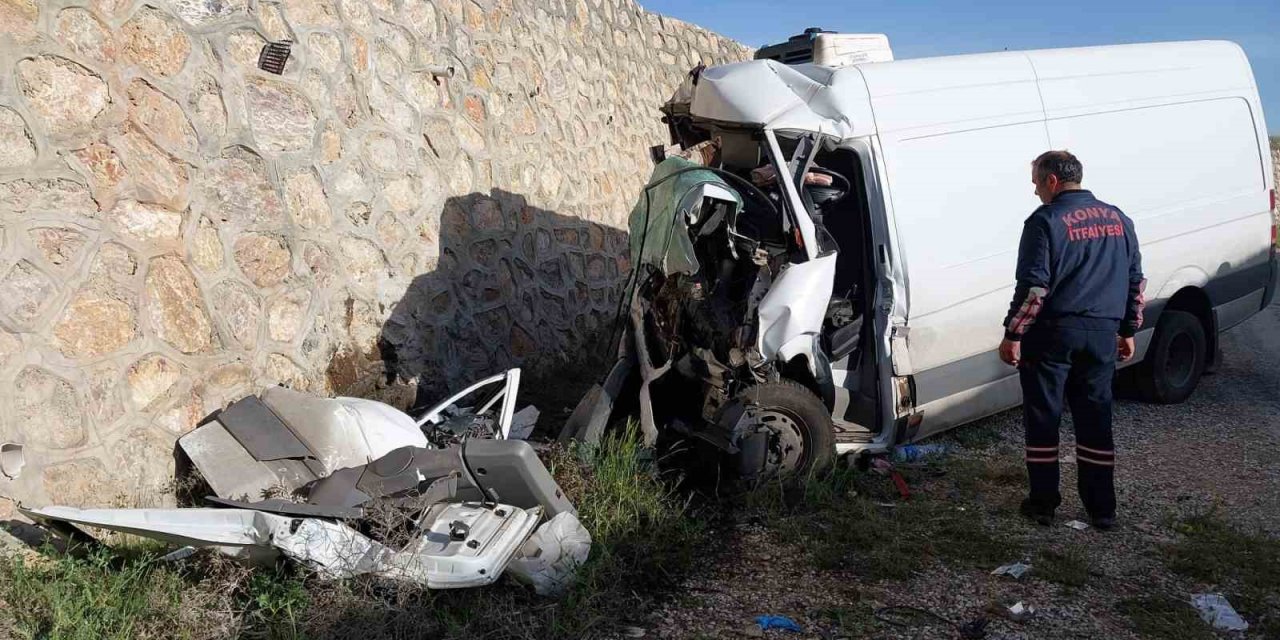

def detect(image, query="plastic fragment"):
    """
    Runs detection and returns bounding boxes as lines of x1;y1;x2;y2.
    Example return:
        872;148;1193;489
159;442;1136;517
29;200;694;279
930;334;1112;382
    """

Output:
1192;593;1249;631
892;443;952;463
506;511;592;596
1065;520;1090;531
508;406;540;440
990;562;1032;579
160;546;197;562
755;615;802;632
1007;601;1036;621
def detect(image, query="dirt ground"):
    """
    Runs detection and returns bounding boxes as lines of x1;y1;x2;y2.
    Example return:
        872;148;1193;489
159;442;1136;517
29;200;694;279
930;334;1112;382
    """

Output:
635;301;1280;640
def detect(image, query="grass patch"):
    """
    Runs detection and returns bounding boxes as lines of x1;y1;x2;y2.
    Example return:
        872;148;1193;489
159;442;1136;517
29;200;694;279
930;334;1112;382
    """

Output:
939;420;1006;450
0;544;243;640
746;462;1024;580
817;604;880;636
1116;595;1215;640
0;425;708;640
1036;546;1089;588
1163;510;1280;636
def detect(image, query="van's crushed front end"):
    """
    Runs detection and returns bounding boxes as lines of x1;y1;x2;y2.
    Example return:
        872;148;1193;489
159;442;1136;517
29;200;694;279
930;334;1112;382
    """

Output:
560;61;880;480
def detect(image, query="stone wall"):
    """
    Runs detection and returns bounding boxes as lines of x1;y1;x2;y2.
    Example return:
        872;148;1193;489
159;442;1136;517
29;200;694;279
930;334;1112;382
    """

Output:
0;0;750;511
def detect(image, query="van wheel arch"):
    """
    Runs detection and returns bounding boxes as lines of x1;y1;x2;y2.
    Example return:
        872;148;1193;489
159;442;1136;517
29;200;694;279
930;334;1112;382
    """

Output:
779;354;835;410
1135;286;1213;404
1163;286;1217;369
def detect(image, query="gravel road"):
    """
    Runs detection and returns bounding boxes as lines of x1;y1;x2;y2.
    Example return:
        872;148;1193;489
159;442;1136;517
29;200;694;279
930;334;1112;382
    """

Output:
640;300;1280;640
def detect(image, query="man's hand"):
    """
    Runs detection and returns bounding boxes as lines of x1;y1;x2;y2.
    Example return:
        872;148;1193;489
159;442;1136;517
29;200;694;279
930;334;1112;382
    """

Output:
1117;335;1136;362
999;338;1021;367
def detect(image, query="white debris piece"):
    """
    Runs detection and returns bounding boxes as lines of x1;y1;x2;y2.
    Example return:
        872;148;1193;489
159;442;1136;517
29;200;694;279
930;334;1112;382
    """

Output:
991;562;1032;579
508;406;540;440
507;511;593;596
1192;593;1249;631
1;443;24;479
20;502;543;589
1065;520;1090;531
160;546;197;562
1008;601;1036;621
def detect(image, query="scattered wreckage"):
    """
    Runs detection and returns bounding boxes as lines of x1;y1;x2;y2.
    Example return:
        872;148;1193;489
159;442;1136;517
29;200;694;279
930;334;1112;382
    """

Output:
21;369;591;595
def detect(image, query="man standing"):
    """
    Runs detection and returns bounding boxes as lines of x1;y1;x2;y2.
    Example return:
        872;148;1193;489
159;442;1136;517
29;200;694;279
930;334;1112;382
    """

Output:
998;151;1145;530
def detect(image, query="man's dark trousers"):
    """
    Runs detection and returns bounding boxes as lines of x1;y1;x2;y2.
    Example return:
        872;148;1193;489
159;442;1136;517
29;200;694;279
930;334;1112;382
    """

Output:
1019;325;1117;518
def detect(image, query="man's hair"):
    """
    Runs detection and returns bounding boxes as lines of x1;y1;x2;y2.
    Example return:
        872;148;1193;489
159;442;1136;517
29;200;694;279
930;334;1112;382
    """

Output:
1032;150;1083;184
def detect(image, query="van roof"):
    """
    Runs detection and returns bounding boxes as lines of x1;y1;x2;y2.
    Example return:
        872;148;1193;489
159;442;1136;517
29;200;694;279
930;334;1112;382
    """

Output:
676;40;1257;137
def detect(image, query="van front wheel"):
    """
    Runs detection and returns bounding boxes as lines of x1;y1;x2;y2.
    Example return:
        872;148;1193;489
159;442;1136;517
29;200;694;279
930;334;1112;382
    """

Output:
730;381;836;482
1135;310;1206;404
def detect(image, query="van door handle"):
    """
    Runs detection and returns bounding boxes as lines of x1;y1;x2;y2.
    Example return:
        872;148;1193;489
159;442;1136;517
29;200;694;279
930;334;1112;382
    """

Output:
878;244;888;265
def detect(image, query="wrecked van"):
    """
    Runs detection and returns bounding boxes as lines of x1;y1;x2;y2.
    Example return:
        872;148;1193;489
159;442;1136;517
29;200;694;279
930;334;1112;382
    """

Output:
562;36;1277;479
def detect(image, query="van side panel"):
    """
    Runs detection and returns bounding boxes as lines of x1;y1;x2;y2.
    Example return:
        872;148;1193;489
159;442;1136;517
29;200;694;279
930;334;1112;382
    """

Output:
859;55;1049;377
1043;98;1271;326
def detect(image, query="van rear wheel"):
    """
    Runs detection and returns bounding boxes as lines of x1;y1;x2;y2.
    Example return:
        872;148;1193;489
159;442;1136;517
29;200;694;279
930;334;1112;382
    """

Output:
1136;310;1206;404
730;381;836;482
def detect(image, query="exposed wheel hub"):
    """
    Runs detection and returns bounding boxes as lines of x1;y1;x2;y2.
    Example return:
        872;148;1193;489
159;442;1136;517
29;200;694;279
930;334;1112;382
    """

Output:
742;406;807;477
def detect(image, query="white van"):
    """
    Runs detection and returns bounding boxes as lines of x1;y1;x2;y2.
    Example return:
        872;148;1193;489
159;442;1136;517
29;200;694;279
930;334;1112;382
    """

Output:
561;40;1276;477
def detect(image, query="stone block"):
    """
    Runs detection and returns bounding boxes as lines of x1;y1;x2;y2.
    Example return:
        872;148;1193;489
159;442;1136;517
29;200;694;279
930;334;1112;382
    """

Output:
0;0;38;44
319;122;343;164
197;146;284;226
212;280;261;349
363;132;400;172
42;459;113;507
245;78;318;153
308;32;342;72
283;0;340;27
340;237;388;287
30;227;88;271
125;353;181;411
267;288;311;342
169;0;248;25
107;199;183;244
16;367;85;450
152;391;204;436
0;106;36;168
119;6;191;78
284;169;332;229
233;233;292;288
115;128;189;211
92;243;138;281
189;76;227;142
189;216;224;273
227;28;269;68
53;283;137;358
16;55;110;134
0;261;54;326
128;79;197;155
369;82;416;134
145;256;215;354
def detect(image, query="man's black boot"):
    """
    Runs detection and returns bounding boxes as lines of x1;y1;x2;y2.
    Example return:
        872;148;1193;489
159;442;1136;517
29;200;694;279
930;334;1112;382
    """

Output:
1020;498;1054;526
1091;514;1117;531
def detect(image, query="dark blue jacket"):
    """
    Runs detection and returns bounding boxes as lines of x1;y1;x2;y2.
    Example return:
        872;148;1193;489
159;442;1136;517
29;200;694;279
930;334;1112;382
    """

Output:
1004;190;1145;341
